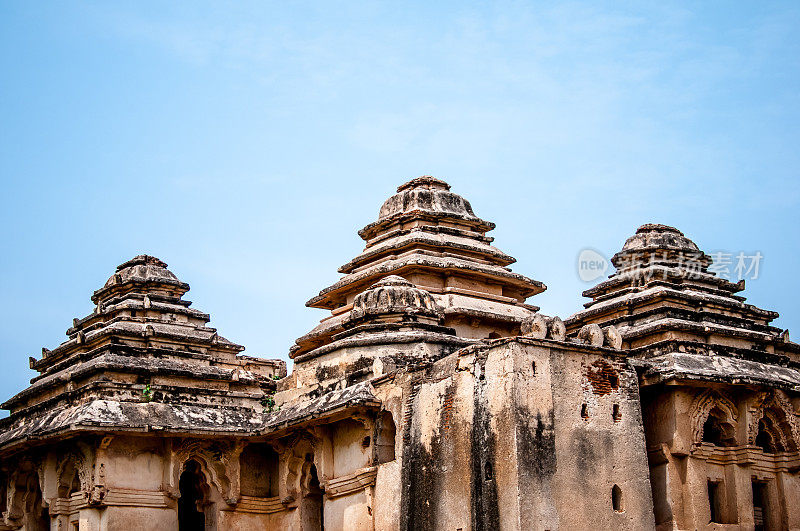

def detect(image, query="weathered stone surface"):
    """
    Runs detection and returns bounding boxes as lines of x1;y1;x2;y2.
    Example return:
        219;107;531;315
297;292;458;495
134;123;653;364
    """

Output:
578;323;604;346
566;222;800;530
603;325;623;349
0;181;798;531
520;314;547;338
346;275;442;326
566;223;787;352
295;177;545;357
547;316;567;341
638;352;800;389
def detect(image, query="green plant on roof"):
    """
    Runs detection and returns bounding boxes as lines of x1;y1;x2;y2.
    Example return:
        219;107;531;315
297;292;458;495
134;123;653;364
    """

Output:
142;384;153;402
262;395;276;412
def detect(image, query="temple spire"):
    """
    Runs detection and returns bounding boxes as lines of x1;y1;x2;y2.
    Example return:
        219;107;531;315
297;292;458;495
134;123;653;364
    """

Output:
293;177;545;358
566;223;785;352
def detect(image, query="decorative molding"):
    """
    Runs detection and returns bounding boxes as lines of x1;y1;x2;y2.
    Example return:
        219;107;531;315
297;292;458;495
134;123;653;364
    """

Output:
773;391;800;449
323;466;378;499
233;495;285;514
689;389;738;444
103;488;172;508
692;444;800;473
166;439;244;505
49;488;171;515
747;390;800;451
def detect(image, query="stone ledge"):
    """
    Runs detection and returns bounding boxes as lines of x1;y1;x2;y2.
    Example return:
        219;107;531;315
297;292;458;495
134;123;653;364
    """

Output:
323;466;378;498
232;495;284;514
102;488;172;508
690;443;800;473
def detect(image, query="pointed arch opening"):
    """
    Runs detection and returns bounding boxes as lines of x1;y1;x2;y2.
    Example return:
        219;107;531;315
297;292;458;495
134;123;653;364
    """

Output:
612;484;623;512
57;461;82;500
755;408;797;453
300;456;324;531
178;459;219;531
756;418;783;453
702;407;737;447
376;410;396;464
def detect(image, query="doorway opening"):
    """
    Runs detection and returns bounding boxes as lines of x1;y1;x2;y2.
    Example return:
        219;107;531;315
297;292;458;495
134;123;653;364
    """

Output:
752;481;768;531
178;460;207;531
301;459;324;530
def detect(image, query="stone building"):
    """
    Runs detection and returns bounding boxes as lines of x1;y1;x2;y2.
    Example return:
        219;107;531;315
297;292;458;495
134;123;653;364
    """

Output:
0;176;797;530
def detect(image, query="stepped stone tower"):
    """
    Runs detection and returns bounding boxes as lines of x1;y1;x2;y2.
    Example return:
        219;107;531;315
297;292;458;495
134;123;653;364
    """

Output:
566;223;786;353
3;254;284;436
0;180;798;531
567;224;800;530
0;256;284;530
293;176;544;359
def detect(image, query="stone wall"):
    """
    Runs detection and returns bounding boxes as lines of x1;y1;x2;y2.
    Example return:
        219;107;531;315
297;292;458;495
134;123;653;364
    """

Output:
642;385;800;530
395;338;655;531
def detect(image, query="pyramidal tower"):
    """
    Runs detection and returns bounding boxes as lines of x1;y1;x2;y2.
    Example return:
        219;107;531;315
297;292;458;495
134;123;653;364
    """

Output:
292;176;545;359
566;223;791;355
1;181;798;531
2;255;284;436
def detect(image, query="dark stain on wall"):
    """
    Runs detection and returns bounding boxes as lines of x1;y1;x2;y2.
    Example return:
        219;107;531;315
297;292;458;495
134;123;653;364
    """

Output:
470;365;501;531
517;408;556;479
400;379;447;531
574;428;597;475
441;383;456;433
315;365;339;382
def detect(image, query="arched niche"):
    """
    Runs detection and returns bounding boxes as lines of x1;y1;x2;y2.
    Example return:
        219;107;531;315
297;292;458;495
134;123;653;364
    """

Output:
239;443;279;498
690;390;739;446
612;484;623;512
169;440;242;506
755;408;798;453
5;464;49;531
56;455;86;500
282;432;321;504
299;459;323;531
702;406;737;447
749;391;799;453
375;410;397;464
280;433;325;529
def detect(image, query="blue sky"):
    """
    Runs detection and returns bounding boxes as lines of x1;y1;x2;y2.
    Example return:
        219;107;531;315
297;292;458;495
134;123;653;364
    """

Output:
1;2;799;408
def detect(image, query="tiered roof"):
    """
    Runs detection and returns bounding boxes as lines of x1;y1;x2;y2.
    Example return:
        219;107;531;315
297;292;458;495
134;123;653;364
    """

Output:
0;256;284;451
289;275;469;366
292;177;545;358
566;224;800;386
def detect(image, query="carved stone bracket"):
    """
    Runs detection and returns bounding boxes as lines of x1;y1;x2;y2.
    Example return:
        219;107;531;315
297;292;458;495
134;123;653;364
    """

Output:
3;459;43;528
280;431;321;507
